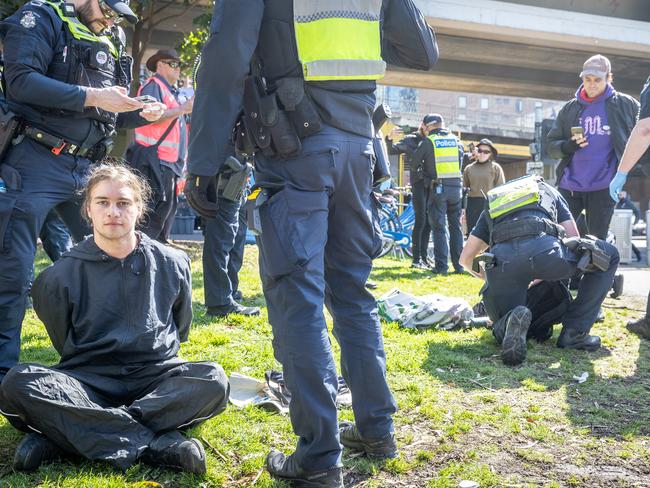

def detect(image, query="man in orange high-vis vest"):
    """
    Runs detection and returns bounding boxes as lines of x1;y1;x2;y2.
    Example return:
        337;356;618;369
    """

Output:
128;48;194;242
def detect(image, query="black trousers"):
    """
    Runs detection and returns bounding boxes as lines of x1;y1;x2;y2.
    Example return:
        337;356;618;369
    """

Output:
558;188;615;240
141;166;178;243
0;360;229;469
465;196;485;236
411;179;431;262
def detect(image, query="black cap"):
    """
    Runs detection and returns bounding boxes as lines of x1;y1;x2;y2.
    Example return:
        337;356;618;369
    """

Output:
104;0;138;24
422;113;443;125
477;138;498;158
146;49;181;72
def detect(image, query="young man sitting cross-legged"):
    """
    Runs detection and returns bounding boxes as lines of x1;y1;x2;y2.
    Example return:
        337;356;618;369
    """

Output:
0;164;229;473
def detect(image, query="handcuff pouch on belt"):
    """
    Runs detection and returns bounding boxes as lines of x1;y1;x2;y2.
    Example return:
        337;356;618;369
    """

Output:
241;75;322;159
562;236;610;272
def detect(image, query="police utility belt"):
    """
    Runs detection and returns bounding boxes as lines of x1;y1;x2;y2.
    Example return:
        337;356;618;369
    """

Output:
0;104;111;163
491;217;565;245
237;76;322;159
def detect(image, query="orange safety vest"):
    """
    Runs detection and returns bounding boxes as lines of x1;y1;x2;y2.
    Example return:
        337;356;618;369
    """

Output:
134;76;182;163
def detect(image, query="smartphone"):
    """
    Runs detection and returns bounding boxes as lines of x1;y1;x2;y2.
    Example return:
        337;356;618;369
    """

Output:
570;126;585;138
134;95;157;104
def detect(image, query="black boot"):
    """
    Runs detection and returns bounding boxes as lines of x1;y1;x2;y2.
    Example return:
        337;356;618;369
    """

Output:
557;328;601;351
266;451;343;487
207;301;260;317
627;316;650;340
13;433;63;471
501;306;531;366
339;422;397;459
141;431;206;474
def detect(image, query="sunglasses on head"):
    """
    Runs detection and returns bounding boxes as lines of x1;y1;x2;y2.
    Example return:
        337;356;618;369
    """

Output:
477;149;492;155
161;60;181;69
98;0;123;24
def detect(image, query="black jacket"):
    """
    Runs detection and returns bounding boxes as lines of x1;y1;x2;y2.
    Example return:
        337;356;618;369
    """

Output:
31;234;193;370
386;132;424;181
412;128;464;183
546;90;639;183
188;0;438;176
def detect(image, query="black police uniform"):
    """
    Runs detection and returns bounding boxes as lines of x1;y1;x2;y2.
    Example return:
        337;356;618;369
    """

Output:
386;131;432;264
0;0;137;380
471;180;619;359
412;128;465;273
187;0;438;482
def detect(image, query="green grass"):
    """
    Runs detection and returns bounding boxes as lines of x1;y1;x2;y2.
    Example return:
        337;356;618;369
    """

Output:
1;245;649;487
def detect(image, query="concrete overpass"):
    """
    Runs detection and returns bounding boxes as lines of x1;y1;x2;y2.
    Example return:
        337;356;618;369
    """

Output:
383;0;650;100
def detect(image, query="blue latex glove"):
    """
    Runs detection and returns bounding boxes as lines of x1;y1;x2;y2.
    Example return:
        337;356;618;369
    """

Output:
609;171;628;202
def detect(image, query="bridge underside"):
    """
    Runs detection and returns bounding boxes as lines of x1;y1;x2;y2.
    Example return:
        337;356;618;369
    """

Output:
383;33;650;101
383;0;650;101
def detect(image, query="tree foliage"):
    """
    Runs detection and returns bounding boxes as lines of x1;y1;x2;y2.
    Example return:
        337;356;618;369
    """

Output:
177;6;211;68
128;0;203;93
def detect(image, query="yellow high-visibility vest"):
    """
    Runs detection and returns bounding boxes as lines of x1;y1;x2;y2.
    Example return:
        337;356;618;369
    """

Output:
45;0;117;58
487;175;541;219
428;133;462;179
293;0;386;81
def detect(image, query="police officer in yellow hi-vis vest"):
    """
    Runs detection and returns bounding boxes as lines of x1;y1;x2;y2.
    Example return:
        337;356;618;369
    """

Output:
459;175;619;366
412;114;465;274
0;0;165;383
185;0;438;485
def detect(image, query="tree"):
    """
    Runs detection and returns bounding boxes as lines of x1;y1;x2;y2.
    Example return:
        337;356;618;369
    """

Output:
177;8;211;68
128;0;203;94
0;0;23;20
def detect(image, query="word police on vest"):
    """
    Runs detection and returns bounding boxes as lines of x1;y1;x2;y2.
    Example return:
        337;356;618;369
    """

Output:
434;139;458;148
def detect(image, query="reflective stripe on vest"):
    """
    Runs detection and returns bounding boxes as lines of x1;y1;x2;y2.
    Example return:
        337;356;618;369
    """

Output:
293;0;385;81
428;134;461;179
45;0;117;58
134;77;182;163
487;175;541;219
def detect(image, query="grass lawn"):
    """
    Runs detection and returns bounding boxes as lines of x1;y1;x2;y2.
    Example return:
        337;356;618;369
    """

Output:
1;243;649;487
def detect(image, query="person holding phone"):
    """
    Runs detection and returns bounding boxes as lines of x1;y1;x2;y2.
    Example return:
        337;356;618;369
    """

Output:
126;49;194;242
546;54;639;239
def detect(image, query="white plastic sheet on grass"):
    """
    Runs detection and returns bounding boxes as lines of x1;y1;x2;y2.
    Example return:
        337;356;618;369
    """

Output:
377;288;474;329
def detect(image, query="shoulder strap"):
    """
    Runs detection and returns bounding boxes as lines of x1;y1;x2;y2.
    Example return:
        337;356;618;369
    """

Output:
154;118;178;147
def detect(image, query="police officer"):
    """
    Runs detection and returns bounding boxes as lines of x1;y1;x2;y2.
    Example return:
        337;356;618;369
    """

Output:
459;176;619;366
202;150;260;317
412;114;465;274
0;0;165;382
386;116;433;268
184;1;438;486
609;74;650;338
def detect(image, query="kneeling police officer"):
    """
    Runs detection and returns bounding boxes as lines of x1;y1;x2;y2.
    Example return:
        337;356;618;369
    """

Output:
0;0;164;381
459;175;619;366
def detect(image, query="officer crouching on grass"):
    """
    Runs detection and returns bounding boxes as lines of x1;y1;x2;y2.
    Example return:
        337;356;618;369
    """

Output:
459;175;619;366
0;0;166;382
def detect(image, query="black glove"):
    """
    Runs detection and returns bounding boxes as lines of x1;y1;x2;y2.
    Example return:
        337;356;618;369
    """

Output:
184;173;219;219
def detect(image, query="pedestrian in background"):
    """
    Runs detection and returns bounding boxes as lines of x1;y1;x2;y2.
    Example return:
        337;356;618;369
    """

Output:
546;54;639;239
462;138;505;235
386;115;434;268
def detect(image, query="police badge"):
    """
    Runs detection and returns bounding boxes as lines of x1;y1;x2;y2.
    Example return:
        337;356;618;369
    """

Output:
20;11;37;29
